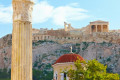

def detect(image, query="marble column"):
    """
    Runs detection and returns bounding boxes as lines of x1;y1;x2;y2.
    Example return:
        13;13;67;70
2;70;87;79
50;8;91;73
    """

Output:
96;25;98;32
64;22;68;31
11;0;34;80
107;25;109;32
101;25;103;32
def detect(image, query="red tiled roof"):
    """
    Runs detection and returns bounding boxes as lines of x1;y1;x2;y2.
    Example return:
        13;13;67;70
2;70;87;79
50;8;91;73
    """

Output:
54;53;84;64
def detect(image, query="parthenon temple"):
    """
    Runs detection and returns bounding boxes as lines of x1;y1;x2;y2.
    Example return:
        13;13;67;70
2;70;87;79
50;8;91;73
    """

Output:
89;20;109;34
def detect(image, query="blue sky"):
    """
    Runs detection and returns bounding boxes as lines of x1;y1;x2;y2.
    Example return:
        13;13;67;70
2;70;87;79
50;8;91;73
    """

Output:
0;0;120;38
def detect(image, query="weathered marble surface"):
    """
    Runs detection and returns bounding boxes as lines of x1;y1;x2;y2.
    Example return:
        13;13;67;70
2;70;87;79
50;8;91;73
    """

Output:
11;0;33;80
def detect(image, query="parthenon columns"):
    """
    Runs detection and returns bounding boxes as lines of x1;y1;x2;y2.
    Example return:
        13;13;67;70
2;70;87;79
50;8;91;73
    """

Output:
101;25;103;32
96;25;97;32
90;25;108;33
89;20;109;34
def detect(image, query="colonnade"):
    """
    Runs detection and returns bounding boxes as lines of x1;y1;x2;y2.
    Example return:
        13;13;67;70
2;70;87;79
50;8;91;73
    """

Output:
90;25;108;34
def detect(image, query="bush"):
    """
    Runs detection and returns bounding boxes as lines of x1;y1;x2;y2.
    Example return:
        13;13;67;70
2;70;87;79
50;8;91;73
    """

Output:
67;59;120;80
82;42;89;50
33;69;53;80
0;69;10;79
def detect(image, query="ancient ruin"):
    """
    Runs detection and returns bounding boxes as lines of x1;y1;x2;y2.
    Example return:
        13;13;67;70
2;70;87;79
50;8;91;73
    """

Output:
11;0;34;80
89;20;109;33
32;20;120;44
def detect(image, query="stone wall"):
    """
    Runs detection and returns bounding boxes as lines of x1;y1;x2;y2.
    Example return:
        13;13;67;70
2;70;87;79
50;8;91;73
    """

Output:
32;28;40;34
109;29;120;33
46;29;70;37
33;32;120;44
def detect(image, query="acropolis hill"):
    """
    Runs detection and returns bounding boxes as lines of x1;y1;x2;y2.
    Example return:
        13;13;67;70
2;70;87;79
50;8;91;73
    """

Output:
0;21;120;75
32;20;120;44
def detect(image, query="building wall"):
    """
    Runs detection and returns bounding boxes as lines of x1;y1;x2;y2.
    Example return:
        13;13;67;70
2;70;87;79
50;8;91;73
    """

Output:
52;63;76;80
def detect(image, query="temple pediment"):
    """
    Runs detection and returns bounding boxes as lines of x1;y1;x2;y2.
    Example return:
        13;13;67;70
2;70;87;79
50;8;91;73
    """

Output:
90;20;108;23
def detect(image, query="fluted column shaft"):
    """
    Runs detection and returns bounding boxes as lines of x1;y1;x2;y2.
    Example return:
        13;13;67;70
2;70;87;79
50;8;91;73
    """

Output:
11;21;32;80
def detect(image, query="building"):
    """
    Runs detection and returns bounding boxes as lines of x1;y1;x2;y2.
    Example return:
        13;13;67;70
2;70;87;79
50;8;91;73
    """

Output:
52;52;84;80
89;20;109;34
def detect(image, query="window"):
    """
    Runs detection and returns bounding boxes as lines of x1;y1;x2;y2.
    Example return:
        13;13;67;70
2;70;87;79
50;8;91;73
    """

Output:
54;72;58;80
64;73;67;80
61;73;68;80
56;74;57;80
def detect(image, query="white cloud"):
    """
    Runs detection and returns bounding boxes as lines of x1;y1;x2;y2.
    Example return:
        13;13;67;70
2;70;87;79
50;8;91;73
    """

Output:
0;5;12;23
0;1;90;26
33;1;90;26
52;5;89;25
33;1;53;23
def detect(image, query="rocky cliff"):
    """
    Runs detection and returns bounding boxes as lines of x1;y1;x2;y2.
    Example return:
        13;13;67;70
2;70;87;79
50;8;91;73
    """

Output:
0;34;120;74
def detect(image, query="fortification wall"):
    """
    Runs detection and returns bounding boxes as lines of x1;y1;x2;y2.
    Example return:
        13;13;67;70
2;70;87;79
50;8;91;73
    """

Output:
33;32;120;44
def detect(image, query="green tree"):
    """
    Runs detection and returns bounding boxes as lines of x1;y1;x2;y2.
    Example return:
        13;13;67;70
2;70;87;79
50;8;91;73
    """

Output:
33;69;53;80
67;59;119;80
0;68;11;80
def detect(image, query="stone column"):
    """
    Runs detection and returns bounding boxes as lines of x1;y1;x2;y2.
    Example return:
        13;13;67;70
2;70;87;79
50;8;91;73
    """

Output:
11;0;34;80
64;22;68;31
96;25;98;32
101;25;103;32
107;25;109;32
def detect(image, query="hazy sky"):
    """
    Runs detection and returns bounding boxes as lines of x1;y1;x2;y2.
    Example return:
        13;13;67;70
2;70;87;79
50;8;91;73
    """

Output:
0;0;120;38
